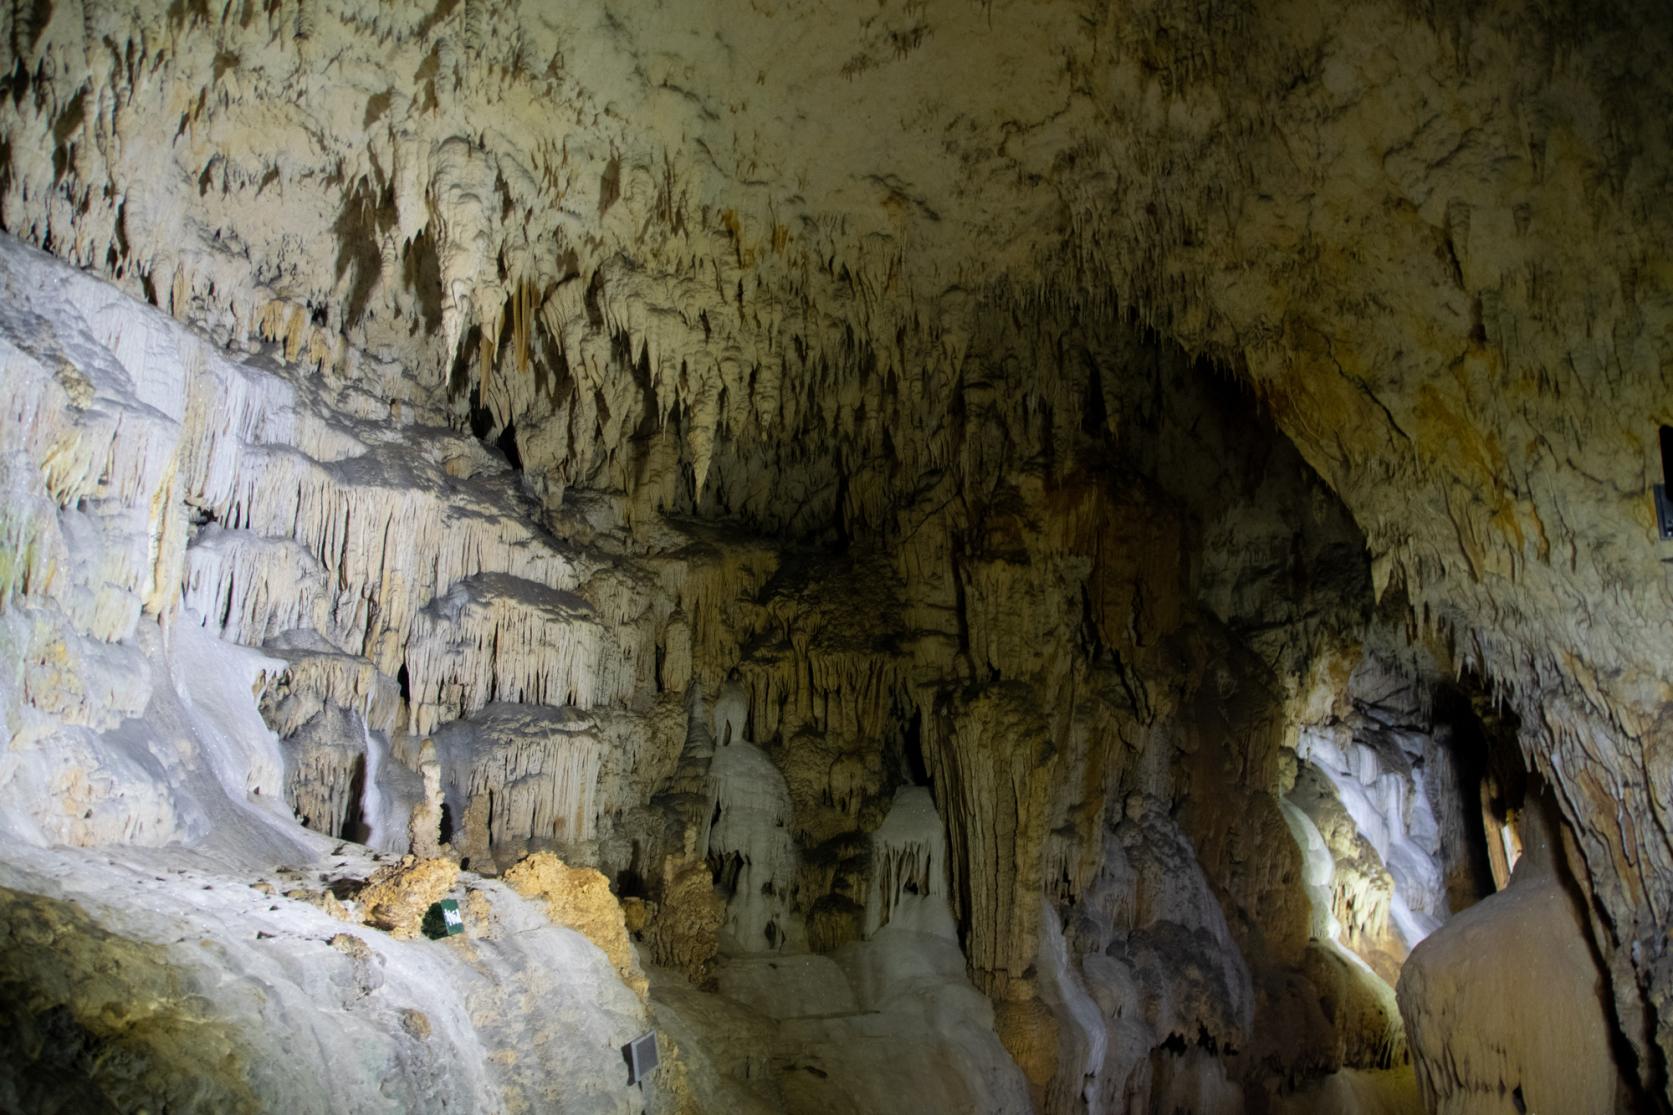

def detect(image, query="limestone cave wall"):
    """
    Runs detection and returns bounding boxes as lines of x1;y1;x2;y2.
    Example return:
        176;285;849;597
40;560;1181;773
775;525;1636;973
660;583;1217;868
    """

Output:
1;1;1668;1112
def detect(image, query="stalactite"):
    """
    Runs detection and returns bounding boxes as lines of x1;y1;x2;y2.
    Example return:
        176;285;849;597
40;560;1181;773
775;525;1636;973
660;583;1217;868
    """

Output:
864;786;953;937
433;705;603;852
4;0;1673;1106
404;573;631;736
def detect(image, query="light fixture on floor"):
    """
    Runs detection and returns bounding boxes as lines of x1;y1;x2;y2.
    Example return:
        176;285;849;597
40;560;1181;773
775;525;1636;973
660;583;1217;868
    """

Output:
624;1031;659;1086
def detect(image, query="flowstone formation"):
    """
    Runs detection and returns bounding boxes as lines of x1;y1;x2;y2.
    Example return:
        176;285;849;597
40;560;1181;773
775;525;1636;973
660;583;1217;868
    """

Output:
1401;793;1622;1115
1;1;1669;1112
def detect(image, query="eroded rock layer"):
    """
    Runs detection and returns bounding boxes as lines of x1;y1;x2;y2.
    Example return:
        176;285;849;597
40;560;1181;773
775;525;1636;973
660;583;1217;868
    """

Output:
1;0;1668;1112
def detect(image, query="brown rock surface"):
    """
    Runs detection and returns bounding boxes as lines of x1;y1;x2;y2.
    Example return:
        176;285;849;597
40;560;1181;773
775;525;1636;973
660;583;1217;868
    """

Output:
645;858;726;987
3;0;1671;1108
1399;795;1628;1114
356;856;460;940
0;885;260;1113
503;851;649;998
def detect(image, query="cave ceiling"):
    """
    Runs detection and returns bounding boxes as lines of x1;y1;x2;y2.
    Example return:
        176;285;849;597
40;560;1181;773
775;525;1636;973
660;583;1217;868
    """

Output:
3;0;1673;1099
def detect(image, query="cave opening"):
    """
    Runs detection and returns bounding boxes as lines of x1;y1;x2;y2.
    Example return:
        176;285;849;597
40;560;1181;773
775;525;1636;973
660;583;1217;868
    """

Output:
898;708;930;788
1657;425;1673;540
494;420;523;472
1427;677;1517;905
340;753;370;845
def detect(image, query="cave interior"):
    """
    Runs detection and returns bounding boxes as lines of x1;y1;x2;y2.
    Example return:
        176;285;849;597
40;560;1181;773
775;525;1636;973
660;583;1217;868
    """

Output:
0;2;1670;1113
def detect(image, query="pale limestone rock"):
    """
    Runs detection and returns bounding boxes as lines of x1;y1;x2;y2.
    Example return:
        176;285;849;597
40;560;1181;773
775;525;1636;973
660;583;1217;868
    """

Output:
432;704;604;857
289;888;353;923
995;991;1062;1106
404;574;628;736
4;0;1671;1099
256;635;402;741
1399;796;1627;1114
863;786;954;939
282;705;365;840
408;740;446;859
711;680;749;749
779;727;886;847
1075;795;1254;1062
660;612;693;694
0;229;1448;1112
2;850;652;1114
704;733;800;955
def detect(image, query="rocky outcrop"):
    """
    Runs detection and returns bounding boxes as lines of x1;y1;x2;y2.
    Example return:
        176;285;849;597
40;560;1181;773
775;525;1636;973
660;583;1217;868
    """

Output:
644;856;727;986
1400;793;1628;1113
0;883;261;1113
405;574;631;736
504;851;649;999
0;849;653;1114
282;703;373;840
431;703;604;858
356;855;460;940
1;223;1458;1111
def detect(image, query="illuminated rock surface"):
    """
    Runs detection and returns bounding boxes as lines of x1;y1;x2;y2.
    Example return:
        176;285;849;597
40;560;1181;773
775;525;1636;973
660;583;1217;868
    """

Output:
1;1;1668;1111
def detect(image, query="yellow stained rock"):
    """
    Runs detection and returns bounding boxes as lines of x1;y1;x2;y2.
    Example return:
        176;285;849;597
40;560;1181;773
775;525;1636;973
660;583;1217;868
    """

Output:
503;851;648;998
356;856;460;940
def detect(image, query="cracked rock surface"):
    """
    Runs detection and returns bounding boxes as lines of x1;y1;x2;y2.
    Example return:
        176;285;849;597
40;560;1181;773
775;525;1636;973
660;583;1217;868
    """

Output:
2;1;1669;1112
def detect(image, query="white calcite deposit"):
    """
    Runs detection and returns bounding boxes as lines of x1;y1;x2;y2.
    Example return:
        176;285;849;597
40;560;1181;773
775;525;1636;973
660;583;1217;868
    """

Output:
865;786;956;939
3;0;1669;1108
705;731;800;954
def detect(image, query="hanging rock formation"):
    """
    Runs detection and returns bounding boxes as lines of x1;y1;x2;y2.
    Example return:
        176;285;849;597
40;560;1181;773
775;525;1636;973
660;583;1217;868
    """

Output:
1;0;1670;1112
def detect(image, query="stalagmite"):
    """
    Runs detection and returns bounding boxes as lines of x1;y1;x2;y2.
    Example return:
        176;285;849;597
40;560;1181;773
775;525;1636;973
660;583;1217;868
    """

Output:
3;1;1669;1111
864;786;954;939
1399;795;1625;1112
407;740;447;859
644;852;727;985
705;729;800;954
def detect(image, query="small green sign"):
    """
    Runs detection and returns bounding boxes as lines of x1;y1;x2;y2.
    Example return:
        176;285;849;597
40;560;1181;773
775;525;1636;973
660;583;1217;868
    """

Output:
423;899;464;939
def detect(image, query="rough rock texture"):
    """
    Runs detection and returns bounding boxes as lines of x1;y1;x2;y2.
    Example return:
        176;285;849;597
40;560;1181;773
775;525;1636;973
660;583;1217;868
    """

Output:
653;783;1032;1114
0;848;653;1115
1399;793;1628;1113
645;856;727;986
407;739;447;859
3;0;1670;1110
283;704;371;840
0;883;261;1113
0;230;1442;1111
432;703;606;858
504;851;649;999
356;855;460;940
